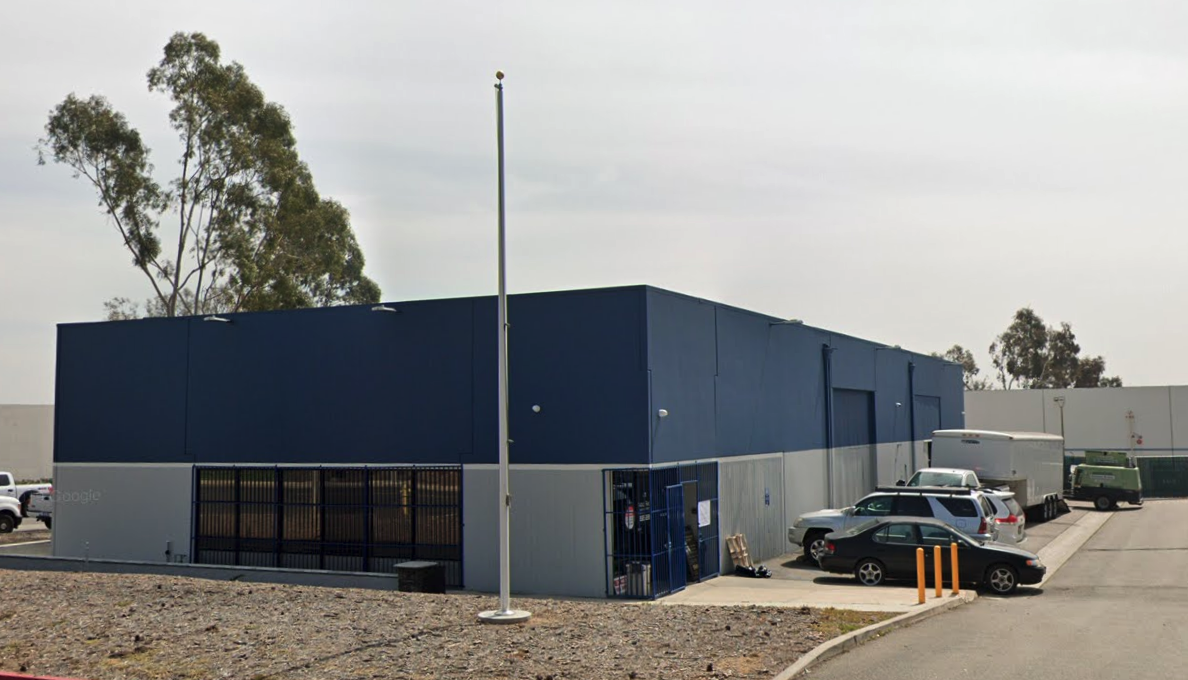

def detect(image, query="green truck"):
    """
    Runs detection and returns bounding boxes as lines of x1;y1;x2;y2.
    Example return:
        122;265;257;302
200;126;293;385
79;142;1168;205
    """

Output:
1069;450;1143;511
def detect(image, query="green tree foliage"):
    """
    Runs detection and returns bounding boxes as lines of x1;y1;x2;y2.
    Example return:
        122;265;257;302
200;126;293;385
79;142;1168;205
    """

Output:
988;308;1122;389
38;32;380;318
931;344;992;391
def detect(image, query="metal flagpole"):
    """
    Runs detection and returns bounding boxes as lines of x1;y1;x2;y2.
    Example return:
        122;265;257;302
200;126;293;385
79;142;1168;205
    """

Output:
479;71;530;625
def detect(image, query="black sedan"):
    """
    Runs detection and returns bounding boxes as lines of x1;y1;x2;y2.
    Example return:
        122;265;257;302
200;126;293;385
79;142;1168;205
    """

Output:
818;516;1045;594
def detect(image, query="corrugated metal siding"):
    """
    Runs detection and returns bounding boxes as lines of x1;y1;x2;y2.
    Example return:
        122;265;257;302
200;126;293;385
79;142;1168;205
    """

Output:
646;291;718;463
833;389;874;447
914;395;942;442
55;319;190;463
783;449;829;524
832;389;874;505
57;288;650;466
718;455;785;568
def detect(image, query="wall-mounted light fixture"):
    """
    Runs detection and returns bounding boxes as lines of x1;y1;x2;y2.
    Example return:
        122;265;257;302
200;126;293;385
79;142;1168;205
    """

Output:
895;402;902;407
371;305;399;313
657;409;669;418
202;315;231;323
531;405;541;413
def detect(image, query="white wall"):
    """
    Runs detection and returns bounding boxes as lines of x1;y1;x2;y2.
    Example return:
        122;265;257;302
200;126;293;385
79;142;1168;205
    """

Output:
963;390;1047;434
53;463;193;562
0;405;53;481
965;386;1186;454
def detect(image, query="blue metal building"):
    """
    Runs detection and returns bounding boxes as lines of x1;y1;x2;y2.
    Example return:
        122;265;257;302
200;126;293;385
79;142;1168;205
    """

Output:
52;285;963;598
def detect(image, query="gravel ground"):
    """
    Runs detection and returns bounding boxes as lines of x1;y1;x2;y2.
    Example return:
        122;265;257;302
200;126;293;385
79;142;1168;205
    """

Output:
0;570;894;680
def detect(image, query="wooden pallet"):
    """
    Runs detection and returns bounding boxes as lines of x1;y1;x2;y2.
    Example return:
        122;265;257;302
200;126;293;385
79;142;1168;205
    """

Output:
725;533;753;568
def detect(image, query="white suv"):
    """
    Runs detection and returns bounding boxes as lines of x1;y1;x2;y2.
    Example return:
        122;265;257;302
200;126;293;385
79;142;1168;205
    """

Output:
789;487;1000;564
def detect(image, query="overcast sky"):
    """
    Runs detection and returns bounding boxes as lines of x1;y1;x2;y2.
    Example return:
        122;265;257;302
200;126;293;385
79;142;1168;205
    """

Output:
4;1;1188;403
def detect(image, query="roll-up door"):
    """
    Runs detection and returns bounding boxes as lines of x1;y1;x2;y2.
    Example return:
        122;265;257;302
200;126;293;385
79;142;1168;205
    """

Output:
833;389;874;505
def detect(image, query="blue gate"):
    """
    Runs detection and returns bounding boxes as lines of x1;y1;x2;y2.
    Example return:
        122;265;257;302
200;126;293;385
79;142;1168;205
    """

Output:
604;462;719;599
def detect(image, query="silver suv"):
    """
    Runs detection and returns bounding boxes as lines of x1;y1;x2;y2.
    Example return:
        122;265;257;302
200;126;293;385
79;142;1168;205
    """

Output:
788;487;1000;564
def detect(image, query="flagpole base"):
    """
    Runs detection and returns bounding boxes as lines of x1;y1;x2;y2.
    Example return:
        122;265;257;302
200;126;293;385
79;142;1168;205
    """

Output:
478;609;532;624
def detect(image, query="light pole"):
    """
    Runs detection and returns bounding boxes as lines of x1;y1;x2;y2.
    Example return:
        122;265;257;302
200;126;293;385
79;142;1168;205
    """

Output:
479;71;530;625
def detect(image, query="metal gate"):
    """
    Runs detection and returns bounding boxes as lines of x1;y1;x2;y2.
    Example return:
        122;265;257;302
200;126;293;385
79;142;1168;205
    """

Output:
1138;457;1188;498
603;462;719;599
193;465;463;587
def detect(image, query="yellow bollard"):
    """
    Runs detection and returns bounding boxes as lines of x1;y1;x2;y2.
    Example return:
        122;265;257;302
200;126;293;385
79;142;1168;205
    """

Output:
916;547;925;604
950;542;960;595
934;545;942;598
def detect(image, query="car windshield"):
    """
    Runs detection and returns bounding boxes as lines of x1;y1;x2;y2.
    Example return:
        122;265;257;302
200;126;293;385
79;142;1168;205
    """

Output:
908;471;965;487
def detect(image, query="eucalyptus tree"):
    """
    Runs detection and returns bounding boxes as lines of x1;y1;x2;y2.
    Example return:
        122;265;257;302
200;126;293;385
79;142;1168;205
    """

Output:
39;32;380;318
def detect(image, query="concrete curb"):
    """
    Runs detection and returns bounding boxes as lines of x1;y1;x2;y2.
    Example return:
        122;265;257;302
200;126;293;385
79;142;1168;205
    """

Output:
772;591;977;680
772;508;1115;679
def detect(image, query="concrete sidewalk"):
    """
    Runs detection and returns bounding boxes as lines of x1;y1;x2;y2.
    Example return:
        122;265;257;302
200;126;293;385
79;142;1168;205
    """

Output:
661;502;1112;612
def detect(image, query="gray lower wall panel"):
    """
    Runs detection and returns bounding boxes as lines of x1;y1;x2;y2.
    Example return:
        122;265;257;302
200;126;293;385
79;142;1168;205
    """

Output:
54;464;194;563
464;466;606;598
831;445;872;507
876;442;916;487
783;449;828;535
718;455;785;569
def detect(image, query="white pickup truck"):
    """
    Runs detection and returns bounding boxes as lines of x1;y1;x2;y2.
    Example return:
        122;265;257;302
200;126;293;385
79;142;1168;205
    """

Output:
0;473;54;531
0;472;37;533
0;474;52;500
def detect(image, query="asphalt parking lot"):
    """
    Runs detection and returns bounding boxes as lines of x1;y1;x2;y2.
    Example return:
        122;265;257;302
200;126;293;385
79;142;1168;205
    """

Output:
662;501;1104;611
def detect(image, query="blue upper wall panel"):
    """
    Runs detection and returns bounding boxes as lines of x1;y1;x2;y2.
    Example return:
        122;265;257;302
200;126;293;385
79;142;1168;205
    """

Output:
646;290;718;463
485;287;650;465
644;287;963;463
907;357;965;430
186;299;475;464
55;284;959;466
713;307;829;457
56;287;651;466
873;348;914;446
55;319;190;463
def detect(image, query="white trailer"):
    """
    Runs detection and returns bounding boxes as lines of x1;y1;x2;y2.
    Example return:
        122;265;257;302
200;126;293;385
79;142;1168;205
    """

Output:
929;429;1065;521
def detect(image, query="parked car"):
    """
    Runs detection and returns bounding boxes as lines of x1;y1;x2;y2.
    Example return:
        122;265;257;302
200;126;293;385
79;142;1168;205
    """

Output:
818;517;1046;594
982;488;1026;545
900;467;981;489
788;486;999;565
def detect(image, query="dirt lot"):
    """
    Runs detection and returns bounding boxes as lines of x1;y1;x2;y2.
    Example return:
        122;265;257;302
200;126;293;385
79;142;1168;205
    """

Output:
0;570;894;680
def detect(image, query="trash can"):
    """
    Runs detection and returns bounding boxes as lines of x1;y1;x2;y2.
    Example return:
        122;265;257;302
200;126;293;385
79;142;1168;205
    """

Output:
396;561;446;594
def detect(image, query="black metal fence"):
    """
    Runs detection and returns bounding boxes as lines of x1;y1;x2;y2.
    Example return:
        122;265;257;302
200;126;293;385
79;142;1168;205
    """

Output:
604;462;719;599
193;466;463;587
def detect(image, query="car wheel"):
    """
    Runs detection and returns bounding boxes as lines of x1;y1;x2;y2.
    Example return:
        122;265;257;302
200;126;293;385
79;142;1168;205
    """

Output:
984;564;1018;594
854;559;885;587
803;531;827;565
43;518;51;531
1094;495;1111;511
0;513;15;533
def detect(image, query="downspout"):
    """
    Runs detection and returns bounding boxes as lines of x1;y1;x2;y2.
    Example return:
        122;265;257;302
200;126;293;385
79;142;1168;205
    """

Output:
908;361;917;468
823;344;835;508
